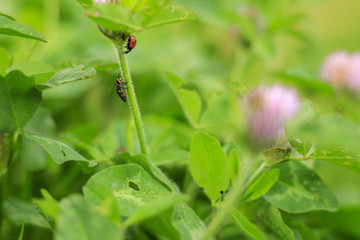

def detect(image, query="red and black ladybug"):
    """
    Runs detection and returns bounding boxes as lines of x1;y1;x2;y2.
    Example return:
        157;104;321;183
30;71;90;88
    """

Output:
116;73;127;102
124;34;136;54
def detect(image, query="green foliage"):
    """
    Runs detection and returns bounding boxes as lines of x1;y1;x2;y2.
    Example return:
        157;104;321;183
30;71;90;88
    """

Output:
10;61;55;84
87;4;141;32
123;194;187;227
1;0;360;239
0;16;47;42
257;202;295;240
86;2;195;33
264;161;339;213
54;195;121;240
166;72;202;128
141;6;197;29
171;203;211;240
83;164;171;216
263;147;292;166
38;65;96;90
242;169;279;202
33;189;59;219
24;132;97;167
189;132;229;204
4;198;50;229
0;71;41;132
230;207;266;240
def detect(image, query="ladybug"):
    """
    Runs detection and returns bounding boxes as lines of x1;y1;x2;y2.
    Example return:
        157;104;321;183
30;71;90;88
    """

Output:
124;34;136;54
116;73;127;102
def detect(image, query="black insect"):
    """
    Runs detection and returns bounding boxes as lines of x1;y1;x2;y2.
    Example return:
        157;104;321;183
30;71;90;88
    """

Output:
116;73;127;102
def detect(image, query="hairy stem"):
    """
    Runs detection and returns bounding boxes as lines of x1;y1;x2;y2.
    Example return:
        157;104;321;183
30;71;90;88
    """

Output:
115;43;149;156
201;162;267;240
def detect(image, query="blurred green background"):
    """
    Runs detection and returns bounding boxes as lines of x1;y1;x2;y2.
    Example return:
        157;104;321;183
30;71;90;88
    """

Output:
1;0;360;239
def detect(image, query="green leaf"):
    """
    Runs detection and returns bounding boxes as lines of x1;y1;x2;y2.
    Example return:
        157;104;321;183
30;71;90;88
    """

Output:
55;195;120;240
142;6;196;29
0;16;47;42
38;65;96;90
10;60;55;84
20;107;56;171
18;218;25;240
309;146;360;174
264;161;339;213
33;189;59;219
166;72;202;128
83;164;171;216
171;203;213;240
117;152;177;192
288;114;360;172
4;197;50;228
257;202;295;240
263;147;292;166
124;194;187;227
189;132;229;204
0;47;10;75
229;149;240;183
230;207;267;240
242;169;280;202
86;4;141;32
121;0;148;13
24;132;97;167
0;12;16;21
0;71;42;132
76;0;93;9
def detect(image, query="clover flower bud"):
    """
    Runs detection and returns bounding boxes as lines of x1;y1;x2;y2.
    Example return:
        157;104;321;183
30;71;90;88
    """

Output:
244;85;299;141
320;51;351;90
346;54;360;91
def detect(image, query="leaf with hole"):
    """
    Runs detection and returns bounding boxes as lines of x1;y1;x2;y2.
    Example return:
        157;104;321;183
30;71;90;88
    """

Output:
117;153;177;192
189;132;230;204
83;164;172;217
0;71;41;132
0;16;47;42
24;132;97;168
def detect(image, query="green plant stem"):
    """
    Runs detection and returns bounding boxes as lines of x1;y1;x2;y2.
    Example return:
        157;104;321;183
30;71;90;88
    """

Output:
115;44;149;156
201;162;267;240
